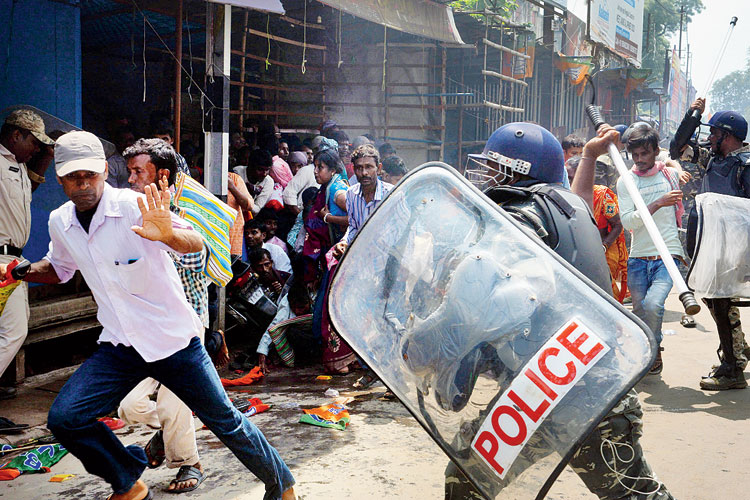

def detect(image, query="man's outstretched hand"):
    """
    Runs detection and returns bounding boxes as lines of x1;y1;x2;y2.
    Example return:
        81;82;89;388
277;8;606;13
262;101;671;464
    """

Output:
131;183;174;244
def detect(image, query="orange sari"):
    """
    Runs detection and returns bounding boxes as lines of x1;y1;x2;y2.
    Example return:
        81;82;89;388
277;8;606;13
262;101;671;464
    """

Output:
593;185;628;302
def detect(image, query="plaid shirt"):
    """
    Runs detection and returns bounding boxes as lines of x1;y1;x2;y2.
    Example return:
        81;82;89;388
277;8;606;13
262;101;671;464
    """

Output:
176;152;191;175
169;204;210;328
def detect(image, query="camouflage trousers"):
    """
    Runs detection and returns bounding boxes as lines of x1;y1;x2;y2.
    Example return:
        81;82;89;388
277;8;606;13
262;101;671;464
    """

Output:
703;298;749;370
445;390;674;500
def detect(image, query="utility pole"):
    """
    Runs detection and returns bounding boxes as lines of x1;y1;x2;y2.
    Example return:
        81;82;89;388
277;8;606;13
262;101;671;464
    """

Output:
539;4;554;130
174;0;183;152
204;2;231;331
678;5;684;60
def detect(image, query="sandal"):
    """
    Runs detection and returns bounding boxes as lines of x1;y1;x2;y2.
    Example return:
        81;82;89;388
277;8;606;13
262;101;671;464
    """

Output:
680;315;697;328
0;417;29;434
165;465;206;493
353;371;379;389
105;484;153;500
144;430;165;469
381;389;397;401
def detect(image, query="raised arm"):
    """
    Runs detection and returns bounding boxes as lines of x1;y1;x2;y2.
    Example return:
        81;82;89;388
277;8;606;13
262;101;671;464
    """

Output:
571;124;619;210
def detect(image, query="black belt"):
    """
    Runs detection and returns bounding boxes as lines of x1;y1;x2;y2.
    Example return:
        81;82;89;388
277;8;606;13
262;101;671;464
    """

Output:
0;245;22;257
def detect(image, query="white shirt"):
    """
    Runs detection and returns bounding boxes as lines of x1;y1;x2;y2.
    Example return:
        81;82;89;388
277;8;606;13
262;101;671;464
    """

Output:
282;164;319;208
263;241;291;274
252;175;276;216
45;185;204;362
256;295;293;356
617;168;685;258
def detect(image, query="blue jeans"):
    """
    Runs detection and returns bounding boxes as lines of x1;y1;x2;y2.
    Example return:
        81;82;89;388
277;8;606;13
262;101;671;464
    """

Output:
47;337;294;498
627;258;677;344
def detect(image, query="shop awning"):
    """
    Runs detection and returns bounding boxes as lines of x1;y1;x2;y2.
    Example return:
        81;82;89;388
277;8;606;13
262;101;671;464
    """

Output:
318;0;465;45
208;0;285;14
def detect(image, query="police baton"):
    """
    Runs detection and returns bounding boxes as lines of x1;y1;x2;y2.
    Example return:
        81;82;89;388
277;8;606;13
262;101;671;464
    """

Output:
585;106;701;315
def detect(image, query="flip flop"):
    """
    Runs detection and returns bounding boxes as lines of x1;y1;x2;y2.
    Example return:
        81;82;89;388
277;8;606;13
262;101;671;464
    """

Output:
353;371;378;389
681;315;697;328
0;417;29;435
164;465;206;493
144;430;165;469
105;489;153;500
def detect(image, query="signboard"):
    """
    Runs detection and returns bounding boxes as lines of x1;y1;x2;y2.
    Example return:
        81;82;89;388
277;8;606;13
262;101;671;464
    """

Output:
589;0;644;66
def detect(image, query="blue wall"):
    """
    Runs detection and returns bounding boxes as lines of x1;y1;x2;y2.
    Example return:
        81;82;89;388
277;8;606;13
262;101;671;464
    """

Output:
0;0;82;262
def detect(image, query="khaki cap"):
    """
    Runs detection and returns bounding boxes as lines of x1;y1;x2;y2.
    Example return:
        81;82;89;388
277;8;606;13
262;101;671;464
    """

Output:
5;109;54;145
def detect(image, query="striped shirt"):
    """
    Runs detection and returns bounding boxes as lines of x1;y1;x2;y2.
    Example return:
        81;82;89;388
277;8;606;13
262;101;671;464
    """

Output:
345;179;394;245
172;246;209;328
170;203;209;328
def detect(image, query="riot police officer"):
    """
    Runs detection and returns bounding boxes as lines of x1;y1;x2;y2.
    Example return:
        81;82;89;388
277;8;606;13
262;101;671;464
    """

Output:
674;98;750;390
446;122;674;499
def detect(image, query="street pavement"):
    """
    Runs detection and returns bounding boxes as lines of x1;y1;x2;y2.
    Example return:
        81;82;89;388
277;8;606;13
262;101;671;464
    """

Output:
0;289;748;499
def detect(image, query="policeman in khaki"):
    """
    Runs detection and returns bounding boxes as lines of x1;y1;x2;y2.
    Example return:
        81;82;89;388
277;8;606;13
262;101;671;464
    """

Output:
0;109;55;400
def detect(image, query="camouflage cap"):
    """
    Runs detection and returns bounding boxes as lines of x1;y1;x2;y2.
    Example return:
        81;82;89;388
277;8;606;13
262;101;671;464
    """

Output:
5;109;54;145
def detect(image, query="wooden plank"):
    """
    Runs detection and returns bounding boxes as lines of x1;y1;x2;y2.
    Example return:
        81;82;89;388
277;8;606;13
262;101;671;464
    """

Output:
231;50;438;70
483;38;531;59
15;348;24;383
484;100;525;113
246;28;326;51
279;15;326;30
335;125;445;131
231;50;322;71
238;9;249;128
28;296;98;330
230;110;324;118
482;70;529;87
230;81;324;95
322;102;445;109
25;318;102;345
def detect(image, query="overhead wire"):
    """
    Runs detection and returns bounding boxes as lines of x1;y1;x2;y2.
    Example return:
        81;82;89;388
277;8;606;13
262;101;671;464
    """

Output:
128;0;222;110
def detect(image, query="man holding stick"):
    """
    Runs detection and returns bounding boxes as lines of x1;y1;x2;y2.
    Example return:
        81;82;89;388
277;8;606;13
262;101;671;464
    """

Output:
616;124;688;375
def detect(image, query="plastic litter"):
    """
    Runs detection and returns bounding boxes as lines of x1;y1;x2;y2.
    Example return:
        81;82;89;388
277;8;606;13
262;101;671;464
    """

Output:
49;474;75;482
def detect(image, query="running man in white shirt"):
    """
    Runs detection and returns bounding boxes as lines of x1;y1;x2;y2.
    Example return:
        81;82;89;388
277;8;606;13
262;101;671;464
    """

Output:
0;131;296;500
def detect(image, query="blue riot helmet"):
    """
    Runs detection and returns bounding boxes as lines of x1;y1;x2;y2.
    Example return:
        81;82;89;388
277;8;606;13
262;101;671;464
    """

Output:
613;124;628;136
466;122;565;190
706;111;748;141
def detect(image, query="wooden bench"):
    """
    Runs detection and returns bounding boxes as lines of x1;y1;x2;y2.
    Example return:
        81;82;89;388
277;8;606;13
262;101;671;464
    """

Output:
15;293;100;382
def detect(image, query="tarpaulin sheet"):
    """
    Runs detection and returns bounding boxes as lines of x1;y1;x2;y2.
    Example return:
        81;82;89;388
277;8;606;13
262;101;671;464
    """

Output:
318;0;464;44
208;0;284;14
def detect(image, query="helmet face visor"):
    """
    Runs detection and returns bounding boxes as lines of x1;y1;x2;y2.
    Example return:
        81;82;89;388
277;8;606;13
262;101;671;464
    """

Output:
464;151;530;192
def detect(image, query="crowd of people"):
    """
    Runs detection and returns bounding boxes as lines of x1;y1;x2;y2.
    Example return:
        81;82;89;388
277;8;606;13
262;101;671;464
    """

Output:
0;98;748;499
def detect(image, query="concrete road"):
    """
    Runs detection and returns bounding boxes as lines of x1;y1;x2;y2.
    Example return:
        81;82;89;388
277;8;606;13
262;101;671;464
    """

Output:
0;290;748;499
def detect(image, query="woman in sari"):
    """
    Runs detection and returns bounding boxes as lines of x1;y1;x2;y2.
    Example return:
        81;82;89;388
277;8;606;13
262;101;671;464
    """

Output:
567;156;628;302
593;184;629;302
302;149;357;373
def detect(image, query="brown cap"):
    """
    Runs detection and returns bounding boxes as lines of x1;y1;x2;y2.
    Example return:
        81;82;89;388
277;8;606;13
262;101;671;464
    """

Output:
5;109;54;146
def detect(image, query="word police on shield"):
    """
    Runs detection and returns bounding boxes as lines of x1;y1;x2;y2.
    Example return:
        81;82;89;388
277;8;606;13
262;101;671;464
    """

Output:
472;320;610;478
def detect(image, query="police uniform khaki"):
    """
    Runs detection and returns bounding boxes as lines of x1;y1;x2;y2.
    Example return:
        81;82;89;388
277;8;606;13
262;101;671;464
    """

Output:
0;109;54;400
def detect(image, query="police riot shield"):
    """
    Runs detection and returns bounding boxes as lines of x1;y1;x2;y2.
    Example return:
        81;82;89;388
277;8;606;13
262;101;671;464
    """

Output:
328;163;656;500
1;105;116;158
687;192;750;298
